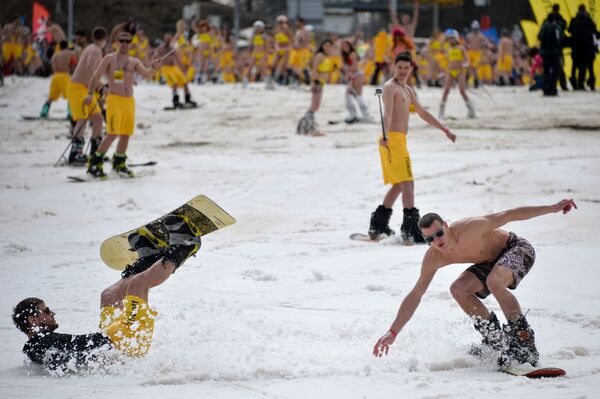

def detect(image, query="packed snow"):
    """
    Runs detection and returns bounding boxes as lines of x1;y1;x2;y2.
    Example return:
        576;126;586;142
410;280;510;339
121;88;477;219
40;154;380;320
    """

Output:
1;77;599;398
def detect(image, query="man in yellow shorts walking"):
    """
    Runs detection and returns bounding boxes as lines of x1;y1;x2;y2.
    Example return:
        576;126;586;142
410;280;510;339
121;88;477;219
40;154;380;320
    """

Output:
85;32;161;179
40;41;76;119
12;214;201;372
66;27;108;164
368;52;456;243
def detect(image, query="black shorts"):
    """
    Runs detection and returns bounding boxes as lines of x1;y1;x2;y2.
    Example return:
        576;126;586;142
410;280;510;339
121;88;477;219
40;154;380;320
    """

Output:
466;232;536;299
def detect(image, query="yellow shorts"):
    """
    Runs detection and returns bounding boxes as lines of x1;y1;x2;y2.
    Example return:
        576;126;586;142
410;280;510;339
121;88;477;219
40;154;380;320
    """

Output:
478;64;492;81
185;65;195;83
222;71;236;83
101;295;156;358
48;72;70;101
467;50;482;68
106;93;135;136
67;82;101;121
498;55;513;73
2;42;23;62
161;65;187;88
379;132;413;184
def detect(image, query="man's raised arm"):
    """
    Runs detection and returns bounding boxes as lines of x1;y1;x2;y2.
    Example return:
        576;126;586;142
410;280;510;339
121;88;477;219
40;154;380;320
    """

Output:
484;199;577;229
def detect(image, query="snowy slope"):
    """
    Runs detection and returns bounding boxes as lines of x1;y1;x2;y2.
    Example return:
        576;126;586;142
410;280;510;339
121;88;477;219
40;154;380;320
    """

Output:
1;77;599;399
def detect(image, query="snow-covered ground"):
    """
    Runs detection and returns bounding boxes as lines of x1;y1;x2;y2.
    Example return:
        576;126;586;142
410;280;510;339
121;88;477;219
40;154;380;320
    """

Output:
1;77;599;399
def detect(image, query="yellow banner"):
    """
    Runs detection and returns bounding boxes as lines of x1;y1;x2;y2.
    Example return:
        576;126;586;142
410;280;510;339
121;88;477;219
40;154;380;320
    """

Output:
520;20;541;47
528;0;572;24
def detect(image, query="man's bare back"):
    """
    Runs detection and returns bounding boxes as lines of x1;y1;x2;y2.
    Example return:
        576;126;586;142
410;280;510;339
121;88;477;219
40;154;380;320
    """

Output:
499;37;513;58
51;50;75;74
71;44;103;86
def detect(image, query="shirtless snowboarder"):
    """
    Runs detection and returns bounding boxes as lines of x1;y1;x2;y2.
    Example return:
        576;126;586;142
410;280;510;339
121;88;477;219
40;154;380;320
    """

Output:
373;199;577;367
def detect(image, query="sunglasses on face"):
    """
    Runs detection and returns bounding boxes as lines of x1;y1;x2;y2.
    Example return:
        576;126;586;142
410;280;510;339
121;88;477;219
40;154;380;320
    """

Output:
119;39;132;44
424;227;444;244
38;307;52;315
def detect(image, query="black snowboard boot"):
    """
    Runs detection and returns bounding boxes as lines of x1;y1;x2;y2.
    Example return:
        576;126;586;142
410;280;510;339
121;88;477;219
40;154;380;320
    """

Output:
112;153;134;178
68;137;88;165
498;315;539;367
184;93;197;107
400;208;426;244
161;242;200;270
368;205;395;240
173;94;182;108
121;253;164;279
87;151;107;179
469;312;503;357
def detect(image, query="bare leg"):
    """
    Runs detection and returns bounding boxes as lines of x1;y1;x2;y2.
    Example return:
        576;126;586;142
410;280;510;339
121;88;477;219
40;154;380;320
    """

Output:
400;181;415;209
73;119;87;139
486;266;522;321
115;135;130;154
310;87;323;112
382;183;402;208
90;113;103;138
458;73;470;102
450;271;490;319
125;259;177;302
101;278;130;307
97;134;118;154
441;76;453;102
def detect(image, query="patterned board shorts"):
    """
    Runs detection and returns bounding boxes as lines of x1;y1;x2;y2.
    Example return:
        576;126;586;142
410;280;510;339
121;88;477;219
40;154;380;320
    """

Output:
466;232;536;299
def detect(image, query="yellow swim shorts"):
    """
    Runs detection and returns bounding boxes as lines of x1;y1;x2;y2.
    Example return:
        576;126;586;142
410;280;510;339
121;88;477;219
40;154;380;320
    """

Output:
379;132;413;184
498;55;513;73
48;72;70;101
106;93;135;136
467;50;482;67
161;65;187;88
101;295;157;358
67;82;101;121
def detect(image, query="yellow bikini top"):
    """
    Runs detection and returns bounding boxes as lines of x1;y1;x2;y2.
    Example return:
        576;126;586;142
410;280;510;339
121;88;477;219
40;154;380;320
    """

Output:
253;34;264;46
317;57;333;73
448;46;463;62
275;32;290;44
199;33;211;43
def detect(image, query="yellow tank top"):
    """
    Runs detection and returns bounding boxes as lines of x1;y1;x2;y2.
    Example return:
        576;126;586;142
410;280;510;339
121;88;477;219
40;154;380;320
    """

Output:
448;47;463;62
317;57;333;73
199;33;211;43
275;32;289;44
429;40;441;50
253;35;264;46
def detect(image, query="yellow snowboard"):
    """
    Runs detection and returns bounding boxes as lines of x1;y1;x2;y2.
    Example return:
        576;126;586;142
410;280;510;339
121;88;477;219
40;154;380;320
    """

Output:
100;195;236;271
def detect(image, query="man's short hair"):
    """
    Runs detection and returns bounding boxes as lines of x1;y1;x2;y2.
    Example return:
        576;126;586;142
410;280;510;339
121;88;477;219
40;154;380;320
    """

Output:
394;51;413;65
59;40;68;50
92;26;107;41
13;297;44;333
418;213;445;231
552;4;560;12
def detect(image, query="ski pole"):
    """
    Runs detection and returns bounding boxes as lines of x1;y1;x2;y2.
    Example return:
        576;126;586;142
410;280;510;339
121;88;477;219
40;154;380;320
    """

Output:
375;87;387;141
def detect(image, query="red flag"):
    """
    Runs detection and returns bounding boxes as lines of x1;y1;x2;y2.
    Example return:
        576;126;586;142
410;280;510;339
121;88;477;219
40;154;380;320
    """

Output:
32;2;51;42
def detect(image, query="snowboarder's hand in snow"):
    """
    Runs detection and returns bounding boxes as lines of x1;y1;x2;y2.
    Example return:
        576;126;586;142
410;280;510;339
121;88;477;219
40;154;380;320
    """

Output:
373;330;397;357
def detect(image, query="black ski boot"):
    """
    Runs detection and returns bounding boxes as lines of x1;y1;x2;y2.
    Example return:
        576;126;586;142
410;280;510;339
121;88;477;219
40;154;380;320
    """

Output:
121;253;164;279
112;153;134;178
400;208;426;244
68;137;88;165
90;136;102;156
469;312;503;357
87;151;107;179
162;214;202;270
184;93;197;107
368;205;395;240
498;315;539;367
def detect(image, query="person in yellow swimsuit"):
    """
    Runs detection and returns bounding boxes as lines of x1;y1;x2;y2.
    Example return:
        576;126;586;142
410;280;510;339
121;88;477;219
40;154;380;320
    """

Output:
192;19;212;83
267;15;293;89
370;29;391;85
12;213;203;372
158;33;197;108
40;41;76;118
497;29;514;86
219;30;236;83
246;20;267;86
296;39;333;136
85;32;161;179
368;51;456;242
439;29;475;120
465;20;489;88
174;20;196;83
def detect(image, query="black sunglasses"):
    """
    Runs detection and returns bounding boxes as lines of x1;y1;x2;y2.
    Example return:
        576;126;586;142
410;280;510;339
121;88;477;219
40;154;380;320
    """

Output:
119;39;132;44
424;227;444;244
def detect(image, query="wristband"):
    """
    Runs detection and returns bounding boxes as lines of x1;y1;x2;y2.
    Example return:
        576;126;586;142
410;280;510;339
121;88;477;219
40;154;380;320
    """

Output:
388;329;397;337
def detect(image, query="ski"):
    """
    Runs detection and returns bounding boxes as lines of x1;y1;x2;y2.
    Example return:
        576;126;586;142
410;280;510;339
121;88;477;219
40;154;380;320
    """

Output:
163;103;203;111
22;115;68;121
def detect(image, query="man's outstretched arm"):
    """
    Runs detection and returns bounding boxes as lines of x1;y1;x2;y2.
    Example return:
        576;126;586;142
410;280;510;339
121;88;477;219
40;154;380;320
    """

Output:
485;199;577;229
373;252;439;357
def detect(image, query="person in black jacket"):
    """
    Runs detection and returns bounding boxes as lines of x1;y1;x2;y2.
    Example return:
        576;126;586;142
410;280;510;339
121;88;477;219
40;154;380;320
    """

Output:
538;13;564;96
12;214;201;374
545;4;569;91
568;5;599;90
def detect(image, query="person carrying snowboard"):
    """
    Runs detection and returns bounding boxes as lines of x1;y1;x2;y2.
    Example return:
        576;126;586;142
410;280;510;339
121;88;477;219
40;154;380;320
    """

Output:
368;51;455;243
373;199;577;367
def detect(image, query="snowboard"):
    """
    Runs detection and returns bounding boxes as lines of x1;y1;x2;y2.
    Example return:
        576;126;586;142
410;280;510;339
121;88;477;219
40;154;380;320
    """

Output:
163;103;202;111
100;195;236;271
501;366;566;379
